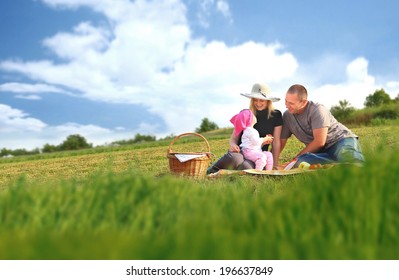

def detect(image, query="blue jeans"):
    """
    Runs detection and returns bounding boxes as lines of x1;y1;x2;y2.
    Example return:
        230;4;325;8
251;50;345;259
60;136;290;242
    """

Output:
294;137;365;167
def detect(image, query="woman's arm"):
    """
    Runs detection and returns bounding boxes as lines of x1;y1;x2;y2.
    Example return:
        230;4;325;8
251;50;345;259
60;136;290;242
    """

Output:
229;131;240;152
270;125;282;169
280;138;287;154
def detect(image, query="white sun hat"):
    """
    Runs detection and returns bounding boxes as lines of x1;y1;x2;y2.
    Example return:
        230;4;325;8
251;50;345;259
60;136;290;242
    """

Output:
240;83;280;102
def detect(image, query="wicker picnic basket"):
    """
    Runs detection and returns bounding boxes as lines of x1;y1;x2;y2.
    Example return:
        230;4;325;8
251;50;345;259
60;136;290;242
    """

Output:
167;132;213;178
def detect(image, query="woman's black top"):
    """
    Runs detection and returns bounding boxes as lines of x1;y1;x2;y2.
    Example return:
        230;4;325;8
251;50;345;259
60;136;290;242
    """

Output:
238;109;283;151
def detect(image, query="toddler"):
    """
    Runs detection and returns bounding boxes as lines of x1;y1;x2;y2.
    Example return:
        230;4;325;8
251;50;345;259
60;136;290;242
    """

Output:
230;109;273;170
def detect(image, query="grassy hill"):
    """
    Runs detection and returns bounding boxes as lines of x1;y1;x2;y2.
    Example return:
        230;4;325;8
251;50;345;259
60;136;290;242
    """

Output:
0;125;398;259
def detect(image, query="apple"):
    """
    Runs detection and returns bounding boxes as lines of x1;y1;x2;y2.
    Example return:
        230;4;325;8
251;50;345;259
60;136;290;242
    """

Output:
298;162;310;170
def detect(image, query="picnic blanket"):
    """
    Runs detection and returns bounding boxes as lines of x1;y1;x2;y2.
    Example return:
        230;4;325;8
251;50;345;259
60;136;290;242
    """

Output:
207;163;335;178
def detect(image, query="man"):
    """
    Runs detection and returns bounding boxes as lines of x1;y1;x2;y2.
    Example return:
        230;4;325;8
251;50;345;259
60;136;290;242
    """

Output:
280;84;364;167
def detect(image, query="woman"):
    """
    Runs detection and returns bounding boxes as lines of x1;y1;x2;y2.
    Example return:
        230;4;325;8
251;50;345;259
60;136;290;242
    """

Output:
207;83;283;174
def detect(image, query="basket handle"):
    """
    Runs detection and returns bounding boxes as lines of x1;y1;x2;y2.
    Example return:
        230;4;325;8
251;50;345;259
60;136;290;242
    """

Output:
167;132;211;154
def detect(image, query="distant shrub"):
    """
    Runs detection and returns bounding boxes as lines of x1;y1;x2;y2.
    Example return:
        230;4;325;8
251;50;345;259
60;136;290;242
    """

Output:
370;118;389;126
195;118;219;133
341;103;399;126
364;88;392;107
331;100;355;122
111;134;156;146
373;107;399;120
345;110;374;126
59;134;92;151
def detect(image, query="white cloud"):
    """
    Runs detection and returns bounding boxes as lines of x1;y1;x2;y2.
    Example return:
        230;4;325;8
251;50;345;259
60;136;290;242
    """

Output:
0;104;47;133
197;0;214;28
310;57;380;109
386;81;399;98
0;82;71;100
0;0;298;138
0;82;66;94
346;57;373;84
42;22;110;60
196;0;232;28
15;94;42;100
216;0;232;22
151;40;298;131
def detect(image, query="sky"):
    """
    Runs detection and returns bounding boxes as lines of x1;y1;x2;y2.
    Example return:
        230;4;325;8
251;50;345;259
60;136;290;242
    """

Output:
1;0;399;150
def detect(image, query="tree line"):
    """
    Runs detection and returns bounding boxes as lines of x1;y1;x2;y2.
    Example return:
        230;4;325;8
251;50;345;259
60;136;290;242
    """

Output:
1;134;92;158
331;88;399;123
0;133;156;158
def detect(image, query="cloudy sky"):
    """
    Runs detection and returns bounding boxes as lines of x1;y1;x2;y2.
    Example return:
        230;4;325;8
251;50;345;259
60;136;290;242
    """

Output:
1;0;398;150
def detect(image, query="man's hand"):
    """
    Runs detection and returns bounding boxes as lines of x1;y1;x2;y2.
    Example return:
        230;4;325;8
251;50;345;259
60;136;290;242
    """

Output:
295;127;327;157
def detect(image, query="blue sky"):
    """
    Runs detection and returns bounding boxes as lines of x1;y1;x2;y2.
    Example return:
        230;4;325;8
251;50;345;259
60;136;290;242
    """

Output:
1;0;398;150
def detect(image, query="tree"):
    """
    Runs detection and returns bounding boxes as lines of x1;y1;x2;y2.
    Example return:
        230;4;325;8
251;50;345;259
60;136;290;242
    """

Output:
58;134;92;151
364;89;391;107
195;118;219;133
330;99;355;121
0;148;13;157
1;147;40;157
132;133;156;143
42;143;59;153
111;134;156;145
12;148;30;156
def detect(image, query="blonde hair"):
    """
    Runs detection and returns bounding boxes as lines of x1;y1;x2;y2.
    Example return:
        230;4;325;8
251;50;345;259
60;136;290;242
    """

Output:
252;114;257;126
249;99;275;119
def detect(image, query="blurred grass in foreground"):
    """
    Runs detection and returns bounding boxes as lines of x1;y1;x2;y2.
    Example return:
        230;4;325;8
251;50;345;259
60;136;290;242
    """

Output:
0;125;398;259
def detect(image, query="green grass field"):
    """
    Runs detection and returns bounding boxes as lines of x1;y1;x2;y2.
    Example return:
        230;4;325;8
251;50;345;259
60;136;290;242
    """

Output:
0;125;398;259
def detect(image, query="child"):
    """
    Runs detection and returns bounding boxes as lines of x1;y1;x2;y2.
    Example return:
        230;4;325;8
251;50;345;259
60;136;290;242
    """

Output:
230;109;274;170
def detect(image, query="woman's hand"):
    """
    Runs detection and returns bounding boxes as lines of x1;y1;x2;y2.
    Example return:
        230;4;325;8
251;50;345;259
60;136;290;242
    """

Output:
229;132;240;153
229;144;241;153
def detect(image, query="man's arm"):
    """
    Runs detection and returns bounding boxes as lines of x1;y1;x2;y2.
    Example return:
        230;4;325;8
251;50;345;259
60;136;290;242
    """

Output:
280;138;288;155
295;127;328;157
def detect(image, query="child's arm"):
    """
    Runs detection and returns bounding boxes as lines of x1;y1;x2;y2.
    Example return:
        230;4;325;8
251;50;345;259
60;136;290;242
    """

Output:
262;134;274;145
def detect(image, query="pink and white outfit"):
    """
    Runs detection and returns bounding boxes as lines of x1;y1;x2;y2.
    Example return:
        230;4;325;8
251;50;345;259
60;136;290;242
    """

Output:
230;110;273;170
